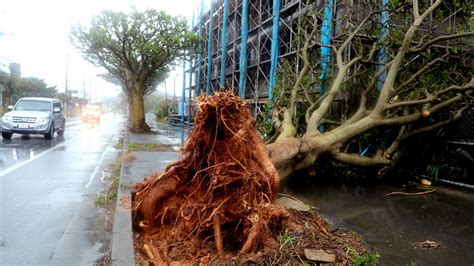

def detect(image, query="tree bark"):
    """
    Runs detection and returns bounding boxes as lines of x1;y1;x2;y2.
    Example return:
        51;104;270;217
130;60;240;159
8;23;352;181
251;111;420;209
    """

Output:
130;86;150;132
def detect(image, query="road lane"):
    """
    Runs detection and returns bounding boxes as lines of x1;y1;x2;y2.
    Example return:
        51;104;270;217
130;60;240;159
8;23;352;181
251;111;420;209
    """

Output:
0;113;126;265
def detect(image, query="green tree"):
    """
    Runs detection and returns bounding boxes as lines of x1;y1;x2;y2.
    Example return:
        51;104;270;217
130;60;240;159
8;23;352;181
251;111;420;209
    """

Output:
0;72;57;109
70;9;198;131
18;77;57;99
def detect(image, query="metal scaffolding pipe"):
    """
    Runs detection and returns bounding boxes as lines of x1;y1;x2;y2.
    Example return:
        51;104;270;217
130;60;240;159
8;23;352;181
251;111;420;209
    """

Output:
320;0;333;95
180;60;186;122
376;0;389;90
188;14;195;122
219;0;229;87
268;0;281;101
206;0;214;95
239;0;249;98
196;0;204;96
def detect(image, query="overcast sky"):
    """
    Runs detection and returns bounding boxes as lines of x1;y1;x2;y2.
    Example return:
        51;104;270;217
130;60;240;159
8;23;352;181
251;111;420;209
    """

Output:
0;0;200;102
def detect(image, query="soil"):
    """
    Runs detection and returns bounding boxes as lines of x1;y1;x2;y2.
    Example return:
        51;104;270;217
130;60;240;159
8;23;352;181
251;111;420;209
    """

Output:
132;91;365;265
133;208;364;265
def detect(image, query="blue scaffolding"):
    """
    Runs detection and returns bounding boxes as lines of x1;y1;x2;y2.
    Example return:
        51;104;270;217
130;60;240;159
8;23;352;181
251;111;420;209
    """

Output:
206;0;214;95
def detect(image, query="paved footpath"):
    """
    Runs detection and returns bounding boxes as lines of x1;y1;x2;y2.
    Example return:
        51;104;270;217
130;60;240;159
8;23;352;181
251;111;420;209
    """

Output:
111;122;187;265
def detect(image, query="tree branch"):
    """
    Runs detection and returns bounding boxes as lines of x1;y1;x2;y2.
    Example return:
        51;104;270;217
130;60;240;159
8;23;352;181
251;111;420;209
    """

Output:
346;62;393;124
372;0;442;115
381;94;464;125
395;51;449;94
385;106;467;158
413;0;420;20
387;78;474;111
331;151;391;166
409;32;474;54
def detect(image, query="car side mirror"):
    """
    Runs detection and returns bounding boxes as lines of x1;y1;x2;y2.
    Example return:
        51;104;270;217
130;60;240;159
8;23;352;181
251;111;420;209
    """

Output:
53;107;61;113
7;105;13;110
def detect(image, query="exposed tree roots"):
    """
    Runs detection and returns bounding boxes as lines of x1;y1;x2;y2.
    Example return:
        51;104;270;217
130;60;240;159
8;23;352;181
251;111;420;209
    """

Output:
133;92;363;264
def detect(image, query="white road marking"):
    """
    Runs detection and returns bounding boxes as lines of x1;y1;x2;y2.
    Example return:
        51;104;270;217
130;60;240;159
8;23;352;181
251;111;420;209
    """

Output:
83;144;112;189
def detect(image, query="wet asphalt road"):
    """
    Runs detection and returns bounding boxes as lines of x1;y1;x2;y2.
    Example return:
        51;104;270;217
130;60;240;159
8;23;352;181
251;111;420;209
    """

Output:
0;113;126;265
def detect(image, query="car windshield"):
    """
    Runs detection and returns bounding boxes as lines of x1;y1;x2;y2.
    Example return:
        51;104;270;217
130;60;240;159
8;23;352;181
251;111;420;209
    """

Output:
14;100;51;112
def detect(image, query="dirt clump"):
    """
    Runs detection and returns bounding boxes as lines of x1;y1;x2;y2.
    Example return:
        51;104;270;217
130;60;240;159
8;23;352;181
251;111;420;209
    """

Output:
133;91;364;264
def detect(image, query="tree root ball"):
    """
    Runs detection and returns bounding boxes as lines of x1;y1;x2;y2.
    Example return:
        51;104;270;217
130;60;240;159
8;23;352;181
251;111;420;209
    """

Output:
133;91;363;263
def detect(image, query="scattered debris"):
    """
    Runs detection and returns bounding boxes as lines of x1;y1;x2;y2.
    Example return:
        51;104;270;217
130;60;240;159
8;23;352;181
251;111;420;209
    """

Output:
415;240;441;249
386;188;436;196
304;249;336;263
276;195;312;212
421;179;432;186
119;195;132;209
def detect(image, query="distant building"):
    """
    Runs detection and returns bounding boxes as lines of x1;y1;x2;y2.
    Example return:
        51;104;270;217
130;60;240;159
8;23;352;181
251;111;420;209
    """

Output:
9;62;21;79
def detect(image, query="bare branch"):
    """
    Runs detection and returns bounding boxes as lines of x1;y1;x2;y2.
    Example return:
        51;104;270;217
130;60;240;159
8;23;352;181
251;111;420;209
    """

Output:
413;0;420;20
388;78;474;111
277;16;320;141
386;97;438;110
332;151;391;166
361;42;379;63
409;32;474;54
336;13;375;67
381;94;464;125
395;51;449;93
346;62;393;124
373;0;443;115
436;78;474;95
305;93;327;125
385;125;408;158
403;108;465;139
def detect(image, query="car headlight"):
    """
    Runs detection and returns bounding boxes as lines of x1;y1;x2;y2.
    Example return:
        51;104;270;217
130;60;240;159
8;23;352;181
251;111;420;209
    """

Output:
2;115;12;123
37;117;49;124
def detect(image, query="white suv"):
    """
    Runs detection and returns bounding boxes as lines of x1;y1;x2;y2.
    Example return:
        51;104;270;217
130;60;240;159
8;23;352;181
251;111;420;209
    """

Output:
1;97;66;139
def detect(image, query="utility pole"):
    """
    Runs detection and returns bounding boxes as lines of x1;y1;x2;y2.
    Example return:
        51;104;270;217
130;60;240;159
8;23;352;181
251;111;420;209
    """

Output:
164;81;168;115
65;54;69;115
82;74;86;100
89;78;92;103
173;75;176;101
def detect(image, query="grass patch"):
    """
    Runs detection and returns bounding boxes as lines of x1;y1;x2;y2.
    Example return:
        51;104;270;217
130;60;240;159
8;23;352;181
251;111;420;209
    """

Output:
96;137;125;207
109;158;122;177
277;228;296;250
121;181;133;190
347;247;381;266
114;136;124;149
96;190;118;206
127;142;174;152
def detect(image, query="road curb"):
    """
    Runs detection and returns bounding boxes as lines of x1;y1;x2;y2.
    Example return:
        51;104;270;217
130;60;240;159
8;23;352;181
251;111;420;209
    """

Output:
111;131;135;265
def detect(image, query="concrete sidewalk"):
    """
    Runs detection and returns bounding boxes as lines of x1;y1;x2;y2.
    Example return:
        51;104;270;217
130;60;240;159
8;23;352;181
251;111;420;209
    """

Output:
111;123;186;265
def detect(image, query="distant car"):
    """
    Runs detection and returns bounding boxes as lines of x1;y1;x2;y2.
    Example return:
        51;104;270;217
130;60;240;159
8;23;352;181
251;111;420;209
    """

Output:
1;97;65;139
81;105;101;123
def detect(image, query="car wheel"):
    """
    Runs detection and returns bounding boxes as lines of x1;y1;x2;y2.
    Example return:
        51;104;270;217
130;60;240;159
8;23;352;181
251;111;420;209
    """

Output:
2;132;12;139
57;120;65;136
44;123;54;139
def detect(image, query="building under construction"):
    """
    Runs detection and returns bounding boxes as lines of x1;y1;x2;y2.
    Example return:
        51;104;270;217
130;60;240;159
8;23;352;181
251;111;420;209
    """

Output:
181;0;468;118
184;0;330;117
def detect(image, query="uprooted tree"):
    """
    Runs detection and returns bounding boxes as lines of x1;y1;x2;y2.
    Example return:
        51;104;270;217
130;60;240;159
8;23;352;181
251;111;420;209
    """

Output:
135;92;363;263
70;9;198;131
264;0;474;179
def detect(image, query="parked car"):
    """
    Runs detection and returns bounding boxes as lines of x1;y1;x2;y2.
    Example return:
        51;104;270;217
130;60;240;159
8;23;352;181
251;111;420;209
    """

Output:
81;105;101;123
1;97;65;139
